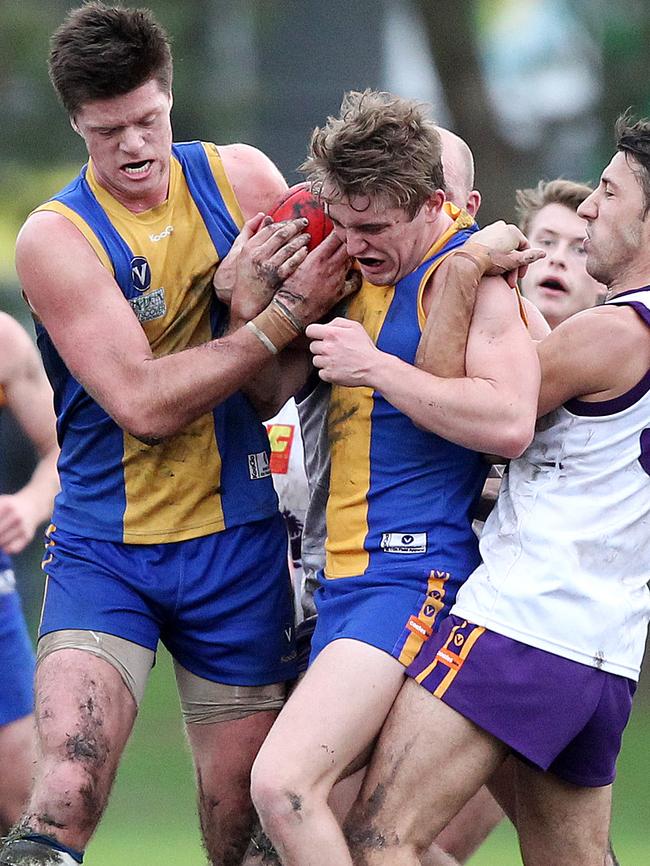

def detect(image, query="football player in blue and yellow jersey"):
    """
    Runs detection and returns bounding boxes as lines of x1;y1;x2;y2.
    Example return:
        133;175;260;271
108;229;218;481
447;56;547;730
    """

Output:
3;5;353;866
249;90;541;866
336;117;650;866
0;313;58;834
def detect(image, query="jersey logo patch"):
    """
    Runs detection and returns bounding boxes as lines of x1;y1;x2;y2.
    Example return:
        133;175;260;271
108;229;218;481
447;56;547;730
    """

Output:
381;532;427;554
248;451;271;480
129;287;166;323
130;256;151;292
266;423;295;474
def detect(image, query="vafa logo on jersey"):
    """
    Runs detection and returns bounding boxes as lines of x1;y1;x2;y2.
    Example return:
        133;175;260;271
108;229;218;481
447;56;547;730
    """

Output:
381;532;427;554
130;256;151;293
129;256;167;323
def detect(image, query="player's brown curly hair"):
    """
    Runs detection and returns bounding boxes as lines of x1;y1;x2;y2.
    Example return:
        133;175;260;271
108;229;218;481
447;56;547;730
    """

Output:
515;179;594;237
302;89;445;219
48;2;173;116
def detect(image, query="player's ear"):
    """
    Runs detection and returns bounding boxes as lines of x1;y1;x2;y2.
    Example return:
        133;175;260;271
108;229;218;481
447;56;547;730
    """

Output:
423;190;445;220
465;190;482;218
70;115;80;135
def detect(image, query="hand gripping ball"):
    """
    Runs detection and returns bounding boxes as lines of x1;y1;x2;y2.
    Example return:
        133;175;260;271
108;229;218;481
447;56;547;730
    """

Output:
268;182;334;251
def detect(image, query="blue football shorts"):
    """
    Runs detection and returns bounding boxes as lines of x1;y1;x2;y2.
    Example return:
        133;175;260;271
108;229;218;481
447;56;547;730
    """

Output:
39;514;298;686
0;567;36;725
310;561;470;668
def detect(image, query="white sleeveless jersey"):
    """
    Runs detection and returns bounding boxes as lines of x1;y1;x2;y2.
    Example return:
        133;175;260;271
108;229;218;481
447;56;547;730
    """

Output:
454;288;650;680
266;399;309;614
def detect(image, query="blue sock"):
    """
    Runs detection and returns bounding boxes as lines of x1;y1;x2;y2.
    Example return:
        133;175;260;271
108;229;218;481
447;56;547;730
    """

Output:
22;834;84;863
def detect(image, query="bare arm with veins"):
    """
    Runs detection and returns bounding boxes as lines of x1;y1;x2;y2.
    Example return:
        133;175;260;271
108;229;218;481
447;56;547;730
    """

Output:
307;273;540;458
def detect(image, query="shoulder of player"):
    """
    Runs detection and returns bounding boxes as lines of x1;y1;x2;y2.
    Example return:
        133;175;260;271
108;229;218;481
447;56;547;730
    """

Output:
550;303;645;350
219;142;288;217
17;208;106;271
16;209;116;321
16;208;88;258
537;303;650;400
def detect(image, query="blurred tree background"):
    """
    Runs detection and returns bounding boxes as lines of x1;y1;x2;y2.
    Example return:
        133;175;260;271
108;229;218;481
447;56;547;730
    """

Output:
1;1;649;862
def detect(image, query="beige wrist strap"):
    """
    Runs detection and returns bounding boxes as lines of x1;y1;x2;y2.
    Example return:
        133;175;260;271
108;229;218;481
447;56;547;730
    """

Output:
449;241;492;274
245;321;279;355
246;298;304;355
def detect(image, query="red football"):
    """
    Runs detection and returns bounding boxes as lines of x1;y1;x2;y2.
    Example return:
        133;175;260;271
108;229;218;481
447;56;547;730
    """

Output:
268;182;334;251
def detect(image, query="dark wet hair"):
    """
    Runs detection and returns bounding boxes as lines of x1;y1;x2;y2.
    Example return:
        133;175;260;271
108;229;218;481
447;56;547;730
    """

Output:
49;2;173;116
615;113;650;216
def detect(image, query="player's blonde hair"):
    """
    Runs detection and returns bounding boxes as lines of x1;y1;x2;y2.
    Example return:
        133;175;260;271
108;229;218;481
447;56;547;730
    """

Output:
302;90;445;218
516;179;594;236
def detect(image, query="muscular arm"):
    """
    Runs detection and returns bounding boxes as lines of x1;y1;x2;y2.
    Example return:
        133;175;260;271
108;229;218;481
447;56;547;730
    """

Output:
416;251;483;378
307;276;540;458
16;209;347;443
536;304;650;416
416;229;545;377
0;313;59;553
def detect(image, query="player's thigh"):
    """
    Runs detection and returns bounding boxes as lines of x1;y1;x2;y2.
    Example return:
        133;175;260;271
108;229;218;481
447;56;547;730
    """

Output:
176;662;285;784
186;707;280;798
253;638;406;794
514;762;612;866
39;526;164;658
347;678;508;853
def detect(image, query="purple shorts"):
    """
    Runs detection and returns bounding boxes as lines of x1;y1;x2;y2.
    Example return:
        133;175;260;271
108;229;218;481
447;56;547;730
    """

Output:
407;615;636;787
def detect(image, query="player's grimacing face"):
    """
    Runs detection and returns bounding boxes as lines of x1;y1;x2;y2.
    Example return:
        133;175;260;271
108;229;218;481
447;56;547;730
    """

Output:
73;78;173;212
578;152;650;290
520;203;605;329
325;194;439;286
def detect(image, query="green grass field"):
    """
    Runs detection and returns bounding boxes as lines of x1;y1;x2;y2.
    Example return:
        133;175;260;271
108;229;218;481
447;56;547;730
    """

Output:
84;648;650;865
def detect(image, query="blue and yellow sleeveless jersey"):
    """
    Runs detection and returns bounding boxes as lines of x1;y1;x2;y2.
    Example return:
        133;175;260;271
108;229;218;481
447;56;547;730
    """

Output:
325;209;488;580
33;142;278;544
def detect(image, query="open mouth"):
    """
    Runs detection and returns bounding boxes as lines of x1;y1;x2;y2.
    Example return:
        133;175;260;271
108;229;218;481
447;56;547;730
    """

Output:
122;160;152;175
357;256;383;268
539;277;567;293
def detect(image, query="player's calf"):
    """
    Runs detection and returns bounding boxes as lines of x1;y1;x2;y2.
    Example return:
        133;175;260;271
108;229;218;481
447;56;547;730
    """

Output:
22;648;137;851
